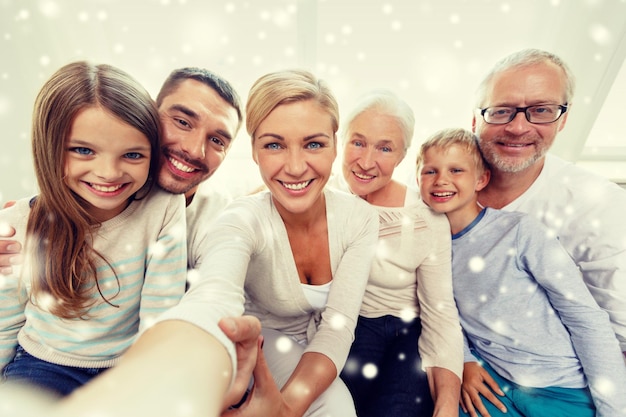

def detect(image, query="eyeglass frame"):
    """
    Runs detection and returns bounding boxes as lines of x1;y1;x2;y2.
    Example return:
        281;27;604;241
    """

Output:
479;104;568;125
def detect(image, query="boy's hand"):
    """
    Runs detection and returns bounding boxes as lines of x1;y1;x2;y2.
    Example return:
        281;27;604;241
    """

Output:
460;361;507;417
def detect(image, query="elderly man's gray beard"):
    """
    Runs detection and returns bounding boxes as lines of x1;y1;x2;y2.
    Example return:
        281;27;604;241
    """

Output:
479;143;548;174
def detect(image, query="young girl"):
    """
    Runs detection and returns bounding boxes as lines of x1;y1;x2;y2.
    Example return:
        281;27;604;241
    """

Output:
0;61;187;397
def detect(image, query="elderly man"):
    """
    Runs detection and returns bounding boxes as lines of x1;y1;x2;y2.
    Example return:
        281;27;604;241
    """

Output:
462;48;626;417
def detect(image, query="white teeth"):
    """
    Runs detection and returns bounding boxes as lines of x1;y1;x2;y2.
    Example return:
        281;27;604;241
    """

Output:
91;183;123;192
282;180;311;190
169;157;195;173
505;143;527;147
433;192;454;197
354;172;374;180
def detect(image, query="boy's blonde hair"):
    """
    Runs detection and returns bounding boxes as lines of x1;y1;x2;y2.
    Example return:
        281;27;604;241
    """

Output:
416;128;489;174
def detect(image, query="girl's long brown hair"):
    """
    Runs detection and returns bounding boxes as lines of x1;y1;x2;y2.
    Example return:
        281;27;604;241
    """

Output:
26;61;161;319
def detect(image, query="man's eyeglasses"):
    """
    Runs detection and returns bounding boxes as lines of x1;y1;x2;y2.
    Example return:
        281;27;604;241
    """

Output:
479;104;568;125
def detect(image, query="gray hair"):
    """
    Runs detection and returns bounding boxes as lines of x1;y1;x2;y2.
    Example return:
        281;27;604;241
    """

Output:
475;48;576;107
341;89;415;150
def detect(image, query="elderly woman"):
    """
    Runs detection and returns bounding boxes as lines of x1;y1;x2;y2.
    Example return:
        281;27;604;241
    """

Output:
334;90;463;417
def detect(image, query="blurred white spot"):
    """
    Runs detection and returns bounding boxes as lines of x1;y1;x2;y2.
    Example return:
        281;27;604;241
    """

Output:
398;352;406;361
589;24;611;45
499;286;508;294
594;53;603;62
342;25;352;35
453;40;463;48
492;320;507;334
258;31;267;40
16;9;30;21
500;3;511;12
593;377;615;397
113;43;124;54
479;294;488;302
78;11;89;22
186;269;200;285
357;52;366;61
39;56;50;67
450;14;460;24
142;315;158;329
37;292;58;312
96;10;107;21
362;363;378;379
284;47;295;56
550;0;561;5
272;9;291;27
468;256;485;272
275;335;293;353
39;0;60;18
149;241;167;258
545;228;556;239
0;222;11;237
325;33;336;44
343;358;358;374
177;401;194;416
391;20;402;31
0;96;10;115
399;308;417;322
252;55;262;66
382;4;393;14
260;10;271;20
225;2;236;13
4;33;11;40
329;314;347;330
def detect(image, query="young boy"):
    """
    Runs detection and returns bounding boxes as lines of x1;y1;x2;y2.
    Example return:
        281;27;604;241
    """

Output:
416;128;626;417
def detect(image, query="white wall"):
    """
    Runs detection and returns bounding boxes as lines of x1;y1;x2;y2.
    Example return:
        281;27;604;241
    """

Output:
1;0;625;205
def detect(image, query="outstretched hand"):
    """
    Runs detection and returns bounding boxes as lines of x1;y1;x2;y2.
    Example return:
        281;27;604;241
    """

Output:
460;361;507;417
221;340;291;417
218;316;262;410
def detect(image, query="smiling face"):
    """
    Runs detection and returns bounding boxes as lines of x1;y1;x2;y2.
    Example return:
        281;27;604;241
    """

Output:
473;61;569;174
418;144;489;231
157;78;240;199
342;109;406;203
252;100;337;217
64;106;151;222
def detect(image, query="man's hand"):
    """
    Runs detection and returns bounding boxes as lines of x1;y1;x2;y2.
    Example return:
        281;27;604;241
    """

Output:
0;214;20;275
460;361;507;417
218;316;262;410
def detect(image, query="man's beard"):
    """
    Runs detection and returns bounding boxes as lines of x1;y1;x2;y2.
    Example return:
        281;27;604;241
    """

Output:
479;137;547;173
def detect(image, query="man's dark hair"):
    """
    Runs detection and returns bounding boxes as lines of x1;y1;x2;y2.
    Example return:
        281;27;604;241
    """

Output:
156;67;243;131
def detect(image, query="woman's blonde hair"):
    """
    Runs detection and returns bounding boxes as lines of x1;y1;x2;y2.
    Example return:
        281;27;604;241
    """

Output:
26;61;161;319
245;69;339;140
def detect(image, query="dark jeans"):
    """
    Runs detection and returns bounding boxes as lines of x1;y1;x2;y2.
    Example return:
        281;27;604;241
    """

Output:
341;315;434;417
2;345;108;397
